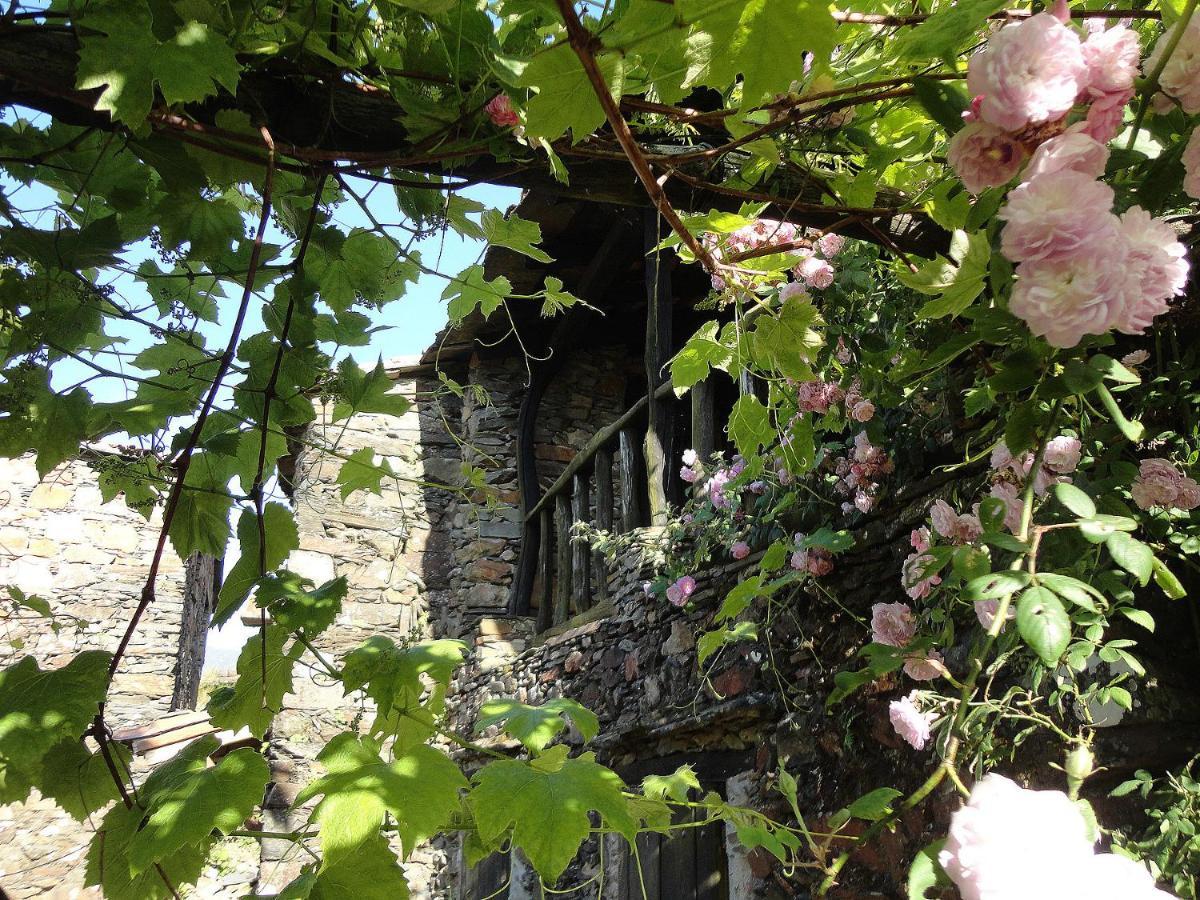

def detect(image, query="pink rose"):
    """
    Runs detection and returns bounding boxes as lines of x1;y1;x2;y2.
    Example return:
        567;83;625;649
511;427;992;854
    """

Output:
967;13;1086;132
946;122;1026;194
999;170;1116;264
888;691;935;750
904;650;945;682
1132;458;1200;511
789;548;809;572
818;233;846;257
680;465;698;484
850;400;875;422
1186;129;1200;200
1009;245;1130;348
1081;25;1141;97
1114;206;1189;335
797;255;835;289
681;449;698;467
939;774;1095;900
779;281;808;302
1081;87;1133;143
1024;127;1108;180
1121;349;1150;368
975;599;1016;631
807;554;834;577
910;526;931;553
485;94;520;128
930;499;983;544
731;541;751;560
1075;853;1177;899
902;551;942;600
666;574;697;607
871;601;915;647
1146;18;1200;113
1043;435;1082;475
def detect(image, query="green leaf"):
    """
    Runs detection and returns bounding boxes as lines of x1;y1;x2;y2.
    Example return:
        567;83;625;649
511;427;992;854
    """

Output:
1016;586;1072;666
87;798;209;900
442;265;513;324
308;228;415;311
168;451;235;559
907;840;950;899
156;194;244;260
670;321;734;393
728;395;772;457
521;43;623;142
475;698;600;753
1106;532;1154;585
213;503;299;626
257;572;347;638
337;448;394;500
750;293;823;379
1037;573;1105;612
277;836;410;899
38;738;132;821
0;368;92;479
716;577;763;624
1054;483;1096;519
0;651;110;771
845;787;902;821
331;358;412;423
896;0;1007;60
964;571;1030;601
479;210;553;263
642;764;701;803
910;76;971;133
128;740;269;873
206;626;301;738
468;745;636;882
1152;558;1187;600
341;638;468;730
901;231;989;319
1096;383;1144;443
540;275;581;317
296;733;466;862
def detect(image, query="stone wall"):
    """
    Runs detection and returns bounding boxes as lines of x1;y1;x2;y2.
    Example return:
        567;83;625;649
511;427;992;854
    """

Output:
0;454;216;898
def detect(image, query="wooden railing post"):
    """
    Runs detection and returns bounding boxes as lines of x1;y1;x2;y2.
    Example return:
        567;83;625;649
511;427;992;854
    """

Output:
643;210;674;526
554;494;572;625
536;507;553;633
593;446;613;603
571;472;591;612
690;378;715;464
619;427;645;531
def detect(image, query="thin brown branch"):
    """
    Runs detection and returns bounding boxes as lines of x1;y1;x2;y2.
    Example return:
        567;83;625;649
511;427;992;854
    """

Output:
553;0;718;271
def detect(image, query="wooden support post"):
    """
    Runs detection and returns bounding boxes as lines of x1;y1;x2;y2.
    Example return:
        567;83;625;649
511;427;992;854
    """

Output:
643;210;674;526
593;445;613;602
571;472;591;612
554;493;572;625
619;427;645;531
690;378;716;465
536;507;553;633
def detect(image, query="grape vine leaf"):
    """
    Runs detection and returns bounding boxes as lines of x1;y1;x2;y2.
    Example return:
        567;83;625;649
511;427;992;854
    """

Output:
38;738;132;821
256;572;347;638
87;800;209;900
155;194;244;261
0;367;92;479
475;697;600;753
520;43;624;142
895;0;1009;60
331;358;412;423
469;745;636;882
168;451;236;559
642;764;701;803
442;265;513;324
750;293;823;380
296;734;467;862
337;448;395;500
128;740;269;873
670;321;733;394
309;229;415;311
0;651;110;770
728;395;773;457
479;210;553;263
341;638;469;720
206;625;301;738
277;836;410;899
213;502;299;625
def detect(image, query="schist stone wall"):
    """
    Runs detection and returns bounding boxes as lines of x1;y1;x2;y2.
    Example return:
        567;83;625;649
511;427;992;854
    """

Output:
0;455;225;898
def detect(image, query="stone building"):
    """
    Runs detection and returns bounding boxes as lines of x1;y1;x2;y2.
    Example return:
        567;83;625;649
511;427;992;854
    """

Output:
4;191;1199;899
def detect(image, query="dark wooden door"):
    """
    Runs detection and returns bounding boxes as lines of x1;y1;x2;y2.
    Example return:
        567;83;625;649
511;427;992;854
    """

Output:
622;808;728;900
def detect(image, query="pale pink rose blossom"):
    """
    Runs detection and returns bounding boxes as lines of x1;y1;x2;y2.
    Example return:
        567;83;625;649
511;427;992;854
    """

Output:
1075;853;1177;899
485;94;520;128
930;499;983;544
1081;25;1141;97
681;449;698;467
1121;349;1150;368
975;599;1016;631
889;691;935;750
1114;206;1189;335
939;774;1095;900
680;465;698;484
818;233;846;257
807;554;834;577
871;601;916;647
835;337;853;364
779;280;808;302
1132;458;1200;511
999;171;1116;264
1081;87;1133;143
731;541;751;560
850;400;875;422
1024;127;1109;180
1043;435;1082;475
1009;246;1130;348
1146;18;1200;113
797;255;835;289
904;650;945;682
981;482;1025;533
665;575;697;607
966;13;1087;132
902;553;943;601
946;122;1026;194
989;443;1059;495
1184;129;1200;200
910;526;931;553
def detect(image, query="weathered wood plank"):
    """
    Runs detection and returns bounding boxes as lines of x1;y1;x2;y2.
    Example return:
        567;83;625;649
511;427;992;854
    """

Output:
571;472;592;613
593;445;613;603
619;426;646;531
643;210;674;526
536;507;553;633
690;378;716;466
694;817;725;900
554;494;572;625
